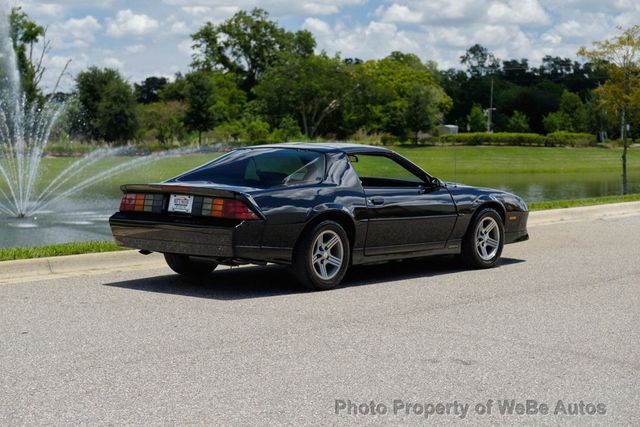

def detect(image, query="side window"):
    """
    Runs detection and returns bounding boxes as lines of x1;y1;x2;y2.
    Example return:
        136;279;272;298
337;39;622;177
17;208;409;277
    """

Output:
244;151;325;186
350;154;423;187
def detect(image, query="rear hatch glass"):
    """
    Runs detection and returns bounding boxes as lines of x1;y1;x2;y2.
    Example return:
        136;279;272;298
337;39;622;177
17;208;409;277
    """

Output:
170;148;325;188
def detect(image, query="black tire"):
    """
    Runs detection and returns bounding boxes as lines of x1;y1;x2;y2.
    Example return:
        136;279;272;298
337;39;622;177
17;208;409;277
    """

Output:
290;220;351;291
461;208;504;268
164;253;217;277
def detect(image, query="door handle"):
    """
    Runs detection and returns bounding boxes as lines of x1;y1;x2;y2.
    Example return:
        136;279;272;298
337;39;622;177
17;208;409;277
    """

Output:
369;197;385;205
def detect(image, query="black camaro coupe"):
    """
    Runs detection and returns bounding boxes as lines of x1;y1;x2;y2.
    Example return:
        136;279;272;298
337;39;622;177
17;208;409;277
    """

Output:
110;143;529;290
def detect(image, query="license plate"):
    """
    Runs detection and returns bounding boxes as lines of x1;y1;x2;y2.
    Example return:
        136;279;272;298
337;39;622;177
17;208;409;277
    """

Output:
168;194;194;214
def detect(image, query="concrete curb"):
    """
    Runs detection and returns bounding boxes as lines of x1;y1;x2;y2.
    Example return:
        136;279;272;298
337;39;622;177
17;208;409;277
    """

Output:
1;201;639;281
528;201;640;226
0;250;165;282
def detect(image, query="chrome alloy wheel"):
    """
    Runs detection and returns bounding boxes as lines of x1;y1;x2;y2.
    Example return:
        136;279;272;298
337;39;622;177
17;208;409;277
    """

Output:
475;217;500;261
311;230;344;280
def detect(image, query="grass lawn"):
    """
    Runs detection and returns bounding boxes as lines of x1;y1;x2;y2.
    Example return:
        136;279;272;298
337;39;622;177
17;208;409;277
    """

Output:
392;145;639;175
528;193;640;210
0;241;123;262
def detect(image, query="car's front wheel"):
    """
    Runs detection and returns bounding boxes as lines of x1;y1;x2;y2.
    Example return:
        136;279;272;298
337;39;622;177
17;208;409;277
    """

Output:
291;220;350;290
164;253;217;277
461;208;504;268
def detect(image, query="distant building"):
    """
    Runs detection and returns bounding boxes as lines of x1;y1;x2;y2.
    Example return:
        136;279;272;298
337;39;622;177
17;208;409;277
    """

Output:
438;125;459;135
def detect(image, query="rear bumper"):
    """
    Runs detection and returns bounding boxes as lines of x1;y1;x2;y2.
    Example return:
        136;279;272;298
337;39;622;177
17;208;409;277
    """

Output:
110;217;235;258
109;213;294;264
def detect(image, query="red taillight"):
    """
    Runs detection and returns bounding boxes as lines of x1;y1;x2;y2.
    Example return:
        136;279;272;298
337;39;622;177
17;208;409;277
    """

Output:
119;193;162;213
201;198;258;220
120;193;143;212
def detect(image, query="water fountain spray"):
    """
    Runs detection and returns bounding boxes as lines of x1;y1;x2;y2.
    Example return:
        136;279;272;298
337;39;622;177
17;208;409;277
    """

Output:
0;4;65;218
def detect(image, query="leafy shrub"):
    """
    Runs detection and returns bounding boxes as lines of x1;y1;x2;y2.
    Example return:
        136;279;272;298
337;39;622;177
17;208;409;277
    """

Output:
380;133;399;145
439;132;597;147
44;141;99;156
212;121;246;144
543;111;574;133
245;120;270;144
506;111;530;133
467;103;486;132
545;132;596;147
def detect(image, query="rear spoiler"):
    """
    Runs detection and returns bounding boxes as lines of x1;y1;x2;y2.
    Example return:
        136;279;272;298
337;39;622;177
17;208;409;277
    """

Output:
120;183;241;199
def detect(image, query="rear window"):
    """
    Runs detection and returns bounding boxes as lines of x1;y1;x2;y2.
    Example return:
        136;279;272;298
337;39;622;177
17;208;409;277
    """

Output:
171;148;326;188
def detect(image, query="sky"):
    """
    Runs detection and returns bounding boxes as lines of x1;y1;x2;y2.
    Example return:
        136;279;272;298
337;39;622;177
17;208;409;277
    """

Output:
9;0;640;91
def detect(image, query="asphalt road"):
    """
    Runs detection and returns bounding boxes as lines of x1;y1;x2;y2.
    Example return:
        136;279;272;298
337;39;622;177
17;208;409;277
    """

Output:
1;214;639;425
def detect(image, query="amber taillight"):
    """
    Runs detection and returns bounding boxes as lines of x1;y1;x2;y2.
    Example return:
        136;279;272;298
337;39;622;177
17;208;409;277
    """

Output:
201;197;258;220
119;193;163;213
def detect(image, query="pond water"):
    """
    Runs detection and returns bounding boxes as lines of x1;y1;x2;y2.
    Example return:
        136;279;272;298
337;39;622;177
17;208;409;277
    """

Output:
1;168;638;248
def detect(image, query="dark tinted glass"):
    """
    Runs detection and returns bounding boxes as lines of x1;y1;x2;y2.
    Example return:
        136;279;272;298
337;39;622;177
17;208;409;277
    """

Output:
350;154;422;182
171;148;325;188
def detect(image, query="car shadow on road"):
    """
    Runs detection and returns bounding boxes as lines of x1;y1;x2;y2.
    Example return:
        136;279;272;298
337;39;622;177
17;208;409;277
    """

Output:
103;256;525;301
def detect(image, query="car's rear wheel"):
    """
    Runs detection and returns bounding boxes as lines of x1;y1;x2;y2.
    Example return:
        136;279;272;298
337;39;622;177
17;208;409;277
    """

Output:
461;208;504;268
164;253;217;277
291;220;350;290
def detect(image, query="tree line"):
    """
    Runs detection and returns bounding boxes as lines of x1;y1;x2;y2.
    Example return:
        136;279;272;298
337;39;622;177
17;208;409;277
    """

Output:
8;7;640;148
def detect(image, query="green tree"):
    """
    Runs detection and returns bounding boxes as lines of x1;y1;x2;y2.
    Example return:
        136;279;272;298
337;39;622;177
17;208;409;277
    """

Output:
579;25;640;194
75;67;138;142
559;90;588;132
405;84;442;141
345;54;451;139
95;79;138;143
183;70;246;145
184;71;219;146
506;110;530;132
270;116;303;142
191;8;316;91
134;76;168;104
137;101;186;144
159;73;189;102
253;54;352;138
460;44;500;77
245;120;270;143
8;7;47;103
467;103;486;132
543;111;573;133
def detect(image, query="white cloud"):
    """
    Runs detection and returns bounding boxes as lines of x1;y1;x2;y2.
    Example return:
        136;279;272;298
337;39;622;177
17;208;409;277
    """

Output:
487;0;550;26
307;19;422;60
380;4;424;24
170;21;191;35
42;53;90;91
66;16;102;40
22;2;63;17
301;3;339;15
303;17;332;36
178;39;195;57
163;0;364;17
126;44;146;54
182;6;212;16
104;57;124;69
106;10;160;38
48;16;102;49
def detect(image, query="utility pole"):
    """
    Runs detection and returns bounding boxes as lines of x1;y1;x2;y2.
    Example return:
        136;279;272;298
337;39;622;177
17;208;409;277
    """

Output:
485;77;495;133
621;108;628;195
